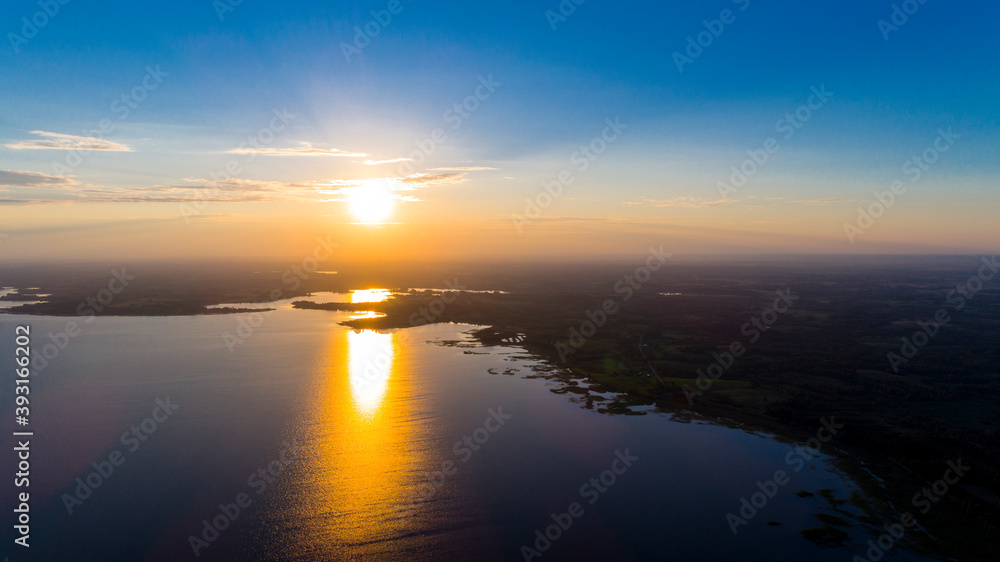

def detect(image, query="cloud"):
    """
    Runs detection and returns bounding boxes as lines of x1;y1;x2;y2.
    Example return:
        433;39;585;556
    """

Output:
1;173;447;206
5;131;133;151
177;213;244;221
83;193;273;204
497;216;607;223
145;178;370;195
0;170;77;188
226;142;366;157
77;184;278;203
0;198;69;205
787;198;856;205
427;166;496;171
400;172;467;186
75;176;388;204
363;158;412;166
174;178;291;192
624;197;733;208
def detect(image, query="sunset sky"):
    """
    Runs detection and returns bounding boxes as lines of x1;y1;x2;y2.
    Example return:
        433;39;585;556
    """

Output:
1;0;998;261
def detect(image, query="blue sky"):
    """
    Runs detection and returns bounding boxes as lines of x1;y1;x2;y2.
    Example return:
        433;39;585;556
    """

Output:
1;0;998;259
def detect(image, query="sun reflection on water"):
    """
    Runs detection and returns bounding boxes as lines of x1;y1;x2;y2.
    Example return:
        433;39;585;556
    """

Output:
275;324;434;558
348;329;393;417
350;288;392;303
348;311;386;320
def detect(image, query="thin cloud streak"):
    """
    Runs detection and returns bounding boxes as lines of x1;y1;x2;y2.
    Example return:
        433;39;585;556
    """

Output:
1;173;463;205
624;197;733;208
364;158;412;165
0;170;77;188
226;142;366;157
427;166;497;171
5;131;133;152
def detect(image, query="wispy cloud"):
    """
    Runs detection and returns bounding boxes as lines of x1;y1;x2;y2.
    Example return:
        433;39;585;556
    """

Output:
624;197;733;208
77;184;278;203
83;193;274;204
0;170;77;188
427;166;496;172
172;178;291;192
5;131;132;152
400;172;467;186
494;216;607;223
787;197;856;205
0;172;458;206
363;157;412;165
226;142;366;157
0;198;70;205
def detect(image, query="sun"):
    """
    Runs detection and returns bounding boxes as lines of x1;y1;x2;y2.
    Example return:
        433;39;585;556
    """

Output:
348;179;396;224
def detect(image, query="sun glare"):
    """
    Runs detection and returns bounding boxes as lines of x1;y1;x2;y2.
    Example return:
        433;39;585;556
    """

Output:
348;179;396;224
350;289;392;303
348;329;394;417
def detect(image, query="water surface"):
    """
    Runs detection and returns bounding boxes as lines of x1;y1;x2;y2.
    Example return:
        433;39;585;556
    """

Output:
0;304;936;561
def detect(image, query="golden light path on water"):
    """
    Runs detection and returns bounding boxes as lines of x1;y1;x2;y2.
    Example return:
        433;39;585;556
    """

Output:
348;330;393;417
279;322;433;559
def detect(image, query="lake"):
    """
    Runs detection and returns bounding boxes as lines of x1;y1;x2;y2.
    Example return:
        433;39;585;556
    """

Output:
0;294;937;561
